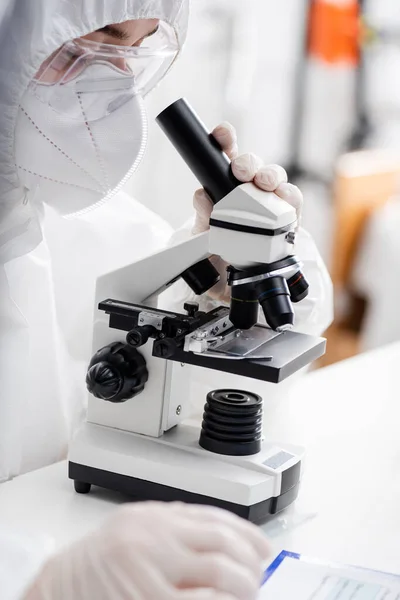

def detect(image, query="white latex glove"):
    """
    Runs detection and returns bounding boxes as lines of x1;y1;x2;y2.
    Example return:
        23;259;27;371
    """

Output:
193;122;303;303
24;502;270;600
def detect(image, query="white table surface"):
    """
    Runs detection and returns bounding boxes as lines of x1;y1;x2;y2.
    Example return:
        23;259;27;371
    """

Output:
1;343;400;575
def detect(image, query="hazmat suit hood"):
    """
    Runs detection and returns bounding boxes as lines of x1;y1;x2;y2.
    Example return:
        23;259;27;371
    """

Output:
0;0;189;263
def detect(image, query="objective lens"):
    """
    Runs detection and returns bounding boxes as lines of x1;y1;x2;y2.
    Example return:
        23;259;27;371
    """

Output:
256;276;294;331
287;271;309;303
181;259;220;296
229;285;259;330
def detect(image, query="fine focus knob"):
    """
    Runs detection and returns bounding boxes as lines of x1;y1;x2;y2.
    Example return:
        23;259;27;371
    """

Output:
86;342;148;403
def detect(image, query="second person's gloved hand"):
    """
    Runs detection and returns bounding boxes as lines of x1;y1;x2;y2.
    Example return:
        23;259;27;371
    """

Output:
24;502;270;600
193;122;303;304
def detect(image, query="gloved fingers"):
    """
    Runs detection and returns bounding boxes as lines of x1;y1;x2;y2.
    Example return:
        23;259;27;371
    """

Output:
178;554;259;600
275;182;303;226
177;522;263;581
193;188;213;234
231;153;264;182
104;557;168;600
254;163;288;192
212;122;239;159
116;537;198;599
169;505;270;561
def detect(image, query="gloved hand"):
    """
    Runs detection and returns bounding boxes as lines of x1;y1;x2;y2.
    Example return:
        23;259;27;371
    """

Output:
193;122;303;303
24;502;270;600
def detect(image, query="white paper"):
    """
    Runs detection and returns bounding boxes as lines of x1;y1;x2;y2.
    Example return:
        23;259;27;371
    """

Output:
259;552;400;599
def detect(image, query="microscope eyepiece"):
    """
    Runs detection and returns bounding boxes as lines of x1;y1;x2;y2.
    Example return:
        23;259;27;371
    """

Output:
157;98;240;296
156;98;241;205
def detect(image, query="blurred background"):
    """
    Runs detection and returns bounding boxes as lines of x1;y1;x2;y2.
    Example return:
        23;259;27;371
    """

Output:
126;0;400;368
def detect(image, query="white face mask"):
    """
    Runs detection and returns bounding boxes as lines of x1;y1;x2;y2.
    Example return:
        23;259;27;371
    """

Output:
14;63;147;217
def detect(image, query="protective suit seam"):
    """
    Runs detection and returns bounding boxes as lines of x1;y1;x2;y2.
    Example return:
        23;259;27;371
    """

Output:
20;107;106;190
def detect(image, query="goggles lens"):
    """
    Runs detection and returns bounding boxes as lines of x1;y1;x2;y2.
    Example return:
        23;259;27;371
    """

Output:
29;21;179;121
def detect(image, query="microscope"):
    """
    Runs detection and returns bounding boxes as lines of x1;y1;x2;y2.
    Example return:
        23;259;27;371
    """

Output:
68;99;326;523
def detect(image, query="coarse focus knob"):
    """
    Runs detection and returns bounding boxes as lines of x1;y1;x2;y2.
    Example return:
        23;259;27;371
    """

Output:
86;342;148;403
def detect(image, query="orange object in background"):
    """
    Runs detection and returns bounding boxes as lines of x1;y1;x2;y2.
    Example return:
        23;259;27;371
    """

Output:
308;0;361;65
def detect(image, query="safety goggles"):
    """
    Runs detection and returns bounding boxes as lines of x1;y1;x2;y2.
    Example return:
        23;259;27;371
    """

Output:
29;20;179;121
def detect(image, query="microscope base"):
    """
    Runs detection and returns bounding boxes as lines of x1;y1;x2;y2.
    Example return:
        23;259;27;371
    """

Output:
68;423;304;524
69;461;300;523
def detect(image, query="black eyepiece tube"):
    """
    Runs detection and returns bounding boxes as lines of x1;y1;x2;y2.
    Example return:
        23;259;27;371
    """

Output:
156;98;241;205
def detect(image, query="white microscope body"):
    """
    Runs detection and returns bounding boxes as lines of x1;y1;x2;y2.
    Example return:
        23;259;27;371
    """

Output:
68;99;326;523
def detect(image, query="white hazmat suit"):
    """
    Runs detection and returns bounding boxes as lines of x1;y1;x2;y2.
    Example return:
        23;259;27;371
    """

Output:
0;0;188;483
0;0;333;597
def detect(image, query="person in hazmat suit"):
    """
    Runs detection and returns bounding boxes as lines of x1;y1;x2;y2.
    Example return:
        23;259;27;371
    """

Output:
0;0;333;598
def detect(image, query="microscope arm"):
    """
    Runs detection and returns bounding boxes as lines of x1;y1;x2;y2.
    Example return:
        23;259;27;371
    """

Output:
94;230;211;310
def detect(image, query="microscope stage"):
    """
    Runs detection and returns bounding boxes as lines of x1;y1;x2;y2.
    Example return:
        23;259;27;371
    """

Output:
99;298;326;384
172;328;326;383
